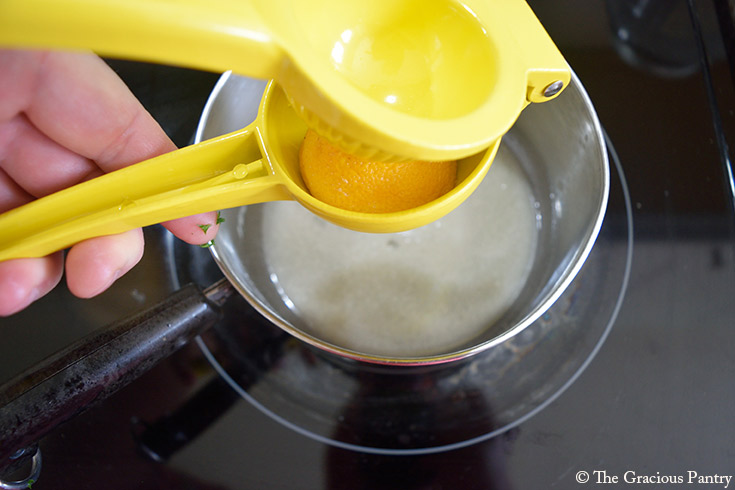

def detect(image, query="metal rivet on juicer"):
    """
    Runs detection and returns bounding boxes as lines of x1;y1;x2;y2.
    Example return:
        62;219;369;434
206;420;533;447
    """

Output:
543;80;564;98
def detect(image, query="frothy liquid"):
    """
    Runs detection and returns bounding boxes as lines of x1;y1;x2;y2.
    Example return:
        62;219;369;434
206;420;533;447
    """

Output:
261;146;538;357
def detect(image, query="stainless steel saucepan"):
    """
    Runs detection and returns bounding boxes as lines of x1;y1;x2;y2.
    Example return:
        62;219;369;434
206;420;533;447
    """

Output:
0;70;608;481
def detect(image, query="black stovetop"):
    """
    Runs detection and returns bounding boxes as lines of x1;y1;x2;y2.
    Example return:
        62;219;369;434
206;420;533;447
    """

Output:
1;1;734;488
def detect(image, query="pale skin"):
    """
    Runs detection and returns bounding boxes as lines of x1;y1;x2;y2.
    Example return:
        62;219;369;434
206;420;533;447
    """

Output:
0;49;221;316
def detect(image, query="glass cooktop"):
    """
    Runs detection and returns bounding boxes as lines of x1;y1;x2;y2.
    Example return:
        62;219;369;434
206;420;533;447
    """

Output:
1;0;733;488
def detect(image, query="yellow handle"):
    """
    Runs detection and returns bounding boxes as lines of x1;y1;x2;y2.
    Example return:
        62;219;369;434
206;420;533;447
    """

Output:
0;124;292;261
502;0;571;103
461;0;570;105
0;0;284;79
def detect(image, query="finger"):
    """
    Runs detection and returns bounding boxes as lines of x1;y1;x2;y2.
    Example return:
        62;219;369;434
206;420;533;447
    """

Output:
0;50;40;121
162;211;221;246
1;49;215;276
65;228;145;298
1;49;176;173
0;114;99;198
0;254;63;317
22;50;177;171
0;168;33;213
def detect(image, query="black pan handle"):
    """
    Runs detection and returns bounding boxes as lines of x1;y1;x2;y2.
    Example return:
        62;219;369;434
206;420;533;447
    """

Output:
0;278;235;472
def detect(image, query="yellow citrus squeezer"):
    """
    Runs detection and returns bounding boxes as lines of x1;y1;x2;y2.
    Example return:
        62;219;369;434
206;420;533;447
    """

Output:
0;0;570;260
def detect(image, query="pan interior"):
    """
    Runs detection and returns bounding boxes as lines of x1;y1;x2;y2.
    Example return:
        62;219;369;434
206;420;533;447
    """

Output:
206;72;608;362
215;141;540;358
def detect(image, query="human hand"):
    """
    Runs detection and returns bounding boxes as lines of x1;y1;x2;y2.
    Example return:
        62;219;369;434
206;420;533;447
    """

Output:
0;49;221;316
